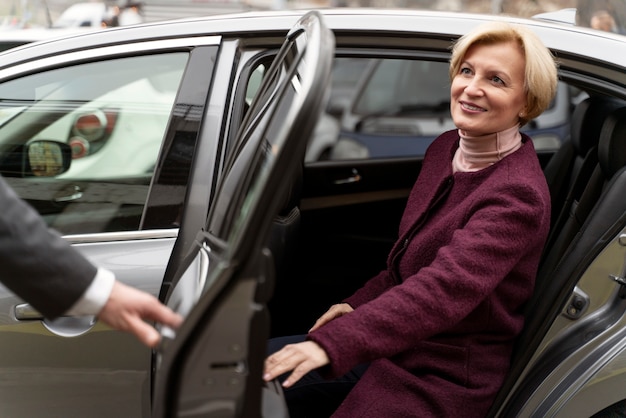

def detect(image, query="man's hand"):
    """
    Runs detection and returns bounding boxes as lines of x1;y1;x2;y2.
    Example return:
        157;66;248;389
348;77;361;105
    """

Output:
309;303;353;332
98;281;183;348
264;341;329;387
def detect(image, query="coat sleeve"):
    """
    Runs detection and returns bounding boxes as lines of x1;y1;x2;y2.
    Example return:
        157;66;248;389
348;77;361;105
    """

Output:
343;269;396;308
0;175;96;319
308;178;549;378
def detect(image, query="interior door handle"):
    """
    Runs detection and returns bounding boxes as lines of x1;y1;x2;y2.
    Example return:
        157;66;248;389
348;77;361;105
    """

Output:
54;185;83;202
333;168;361;185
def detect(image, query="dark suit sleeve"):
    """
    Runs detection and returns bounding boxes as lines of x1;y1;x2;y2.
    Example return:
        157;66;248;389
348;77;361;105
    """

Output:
0;175;96;319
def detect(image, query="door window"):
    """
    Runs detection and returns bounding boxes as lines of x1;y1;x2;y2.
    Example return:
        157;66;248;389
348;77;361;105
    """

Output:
0;53;188;234
310;56;573;161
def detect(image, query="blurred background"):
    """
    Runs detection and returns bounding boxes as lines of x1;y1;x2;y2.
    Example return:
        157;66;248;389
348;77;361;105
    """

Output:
1;0;625;33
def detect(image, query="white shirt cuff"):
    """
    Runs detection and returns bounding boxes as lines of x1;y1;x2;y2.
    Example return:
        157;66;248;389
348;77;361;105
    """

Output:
64;268;116;316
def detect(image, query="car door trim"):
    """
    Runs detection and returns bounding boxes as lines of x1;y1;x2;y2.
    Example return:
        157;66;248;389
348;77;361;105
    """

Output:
0;36;221;79
63;228;178;244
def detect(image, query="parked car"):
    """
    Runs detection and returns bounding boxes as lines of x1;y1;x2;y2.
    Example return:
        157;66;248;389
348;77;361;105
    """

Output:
0;8;625;418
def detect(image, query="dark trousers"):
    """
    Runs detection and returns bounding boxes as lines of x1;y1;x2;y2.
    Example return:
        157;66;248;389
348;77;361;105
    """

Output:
267;335;369;418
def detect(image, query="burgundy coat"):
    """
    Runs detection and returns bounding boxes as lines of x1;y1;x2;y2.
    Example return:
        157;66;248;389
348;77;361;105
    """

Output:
308;130;551;417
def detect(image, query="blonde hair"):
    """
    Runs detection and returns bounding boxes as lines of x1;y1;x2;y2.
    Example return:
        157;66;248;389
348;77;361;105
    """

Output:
449;21;558;126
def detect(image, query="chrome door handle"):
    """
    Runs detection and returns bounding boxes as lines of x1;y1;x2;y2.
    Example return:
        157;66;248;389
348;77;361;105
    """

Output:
54;185;83;202
15;303;97;337
333;168;361;185
14;303;44;320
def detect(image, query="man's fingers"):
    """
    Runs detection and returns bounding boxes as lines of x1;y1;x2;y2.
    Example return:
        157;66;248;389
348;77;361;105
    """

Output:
98;281;184;348
122;314;162;348
143;303;184;329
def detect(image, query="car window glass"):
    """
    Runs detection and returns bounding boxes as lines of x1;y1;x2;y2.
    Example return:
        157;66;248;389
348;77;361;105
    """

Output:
308;56;575;162
209;37;303;242
0;53;188;235
246;64;266;106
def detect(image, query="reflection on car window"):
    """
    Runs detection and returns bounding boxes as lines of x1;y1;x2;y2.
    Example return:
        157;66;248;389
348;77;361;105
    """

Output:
208;23;316;245
210;41;300;242
246;64;266;106
353;60;450;116
307;56;575;162
0;53;188;234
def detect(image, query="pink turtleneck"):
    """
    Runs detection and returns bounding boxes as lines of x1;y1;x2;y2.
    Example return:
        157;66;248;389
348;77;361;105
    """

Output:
452;124;522;173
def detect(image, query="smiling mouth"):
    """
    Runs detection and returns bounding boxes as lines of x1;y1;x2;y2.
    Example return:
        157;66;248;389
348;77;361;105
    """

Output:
461;102;486;112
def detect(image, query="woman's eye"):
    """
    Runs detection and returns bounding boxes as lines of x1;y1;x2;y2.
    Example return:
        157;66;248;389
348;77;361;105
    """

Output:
491;76;505;85
460;67;472;75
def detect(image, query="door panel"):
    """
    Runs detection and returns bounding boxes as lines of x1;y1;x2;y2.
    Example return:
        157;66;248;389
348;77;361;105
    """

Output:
0;233;175;418
269;158;421;336
152;11;335;417
0;38;218;416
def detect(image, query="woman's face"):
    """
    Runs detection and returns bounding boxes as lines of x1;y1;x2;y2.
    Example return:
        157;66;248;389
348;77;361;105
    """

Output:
450;41;527;137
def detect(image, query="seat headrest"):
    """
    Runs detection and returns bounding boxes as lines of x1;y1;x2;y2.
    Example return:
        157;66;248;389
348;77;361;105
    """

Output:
571;96;626;156
598;106;626;178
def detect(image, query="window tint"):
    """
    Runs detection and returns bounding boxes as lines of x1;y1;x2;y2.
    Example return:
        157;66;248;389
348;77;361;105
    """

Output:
308;57;573;162
0;53;188;234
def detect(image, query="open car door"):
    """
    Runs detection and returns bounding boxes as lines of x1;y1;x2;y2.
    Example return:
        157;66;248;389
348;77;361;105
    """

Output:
151;11;335;418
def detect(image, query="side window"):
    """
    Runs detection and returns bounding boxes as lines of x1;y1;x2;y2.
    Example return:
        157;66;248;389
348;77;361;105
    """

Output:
306;57;452;162
308;56;574;162
0;53;188;235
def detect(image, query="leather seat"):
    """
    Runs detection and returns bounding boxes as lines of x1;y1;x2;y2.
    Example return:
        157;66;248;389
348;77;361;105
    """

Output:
487;105;626;417
541;99;626;275
543;96;626;231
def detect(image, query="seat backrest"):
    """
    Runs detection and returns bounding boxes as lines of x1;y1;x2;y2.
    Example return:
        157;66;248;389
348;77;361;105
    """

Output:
541;101;626;275
543;96;626;230
487;105;626;417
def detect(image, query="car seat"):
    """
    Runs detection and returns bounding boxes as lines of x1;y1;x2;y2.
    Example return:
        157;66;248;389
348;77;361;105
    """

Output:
543;96;626;231
541;98;626;275
487;105;626;417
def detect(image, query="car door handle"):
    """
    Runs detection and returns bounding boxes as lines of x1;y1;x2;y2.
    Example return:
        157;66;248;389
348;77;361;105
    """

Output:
15;303;97;337
333;168;361;185
54;185;83;202
14;303;44;320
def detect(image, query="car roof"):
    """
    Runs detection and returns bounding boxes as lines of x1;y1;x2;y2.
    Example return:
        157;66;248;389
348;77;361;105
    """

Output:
0;27;100;53
0;8;625;70
0;27;98;43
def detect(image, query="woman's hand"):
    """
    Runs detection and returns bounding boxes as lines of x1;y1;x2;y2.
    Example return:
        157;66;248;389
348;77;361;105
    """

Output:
309;303;353;332
264;341;329;387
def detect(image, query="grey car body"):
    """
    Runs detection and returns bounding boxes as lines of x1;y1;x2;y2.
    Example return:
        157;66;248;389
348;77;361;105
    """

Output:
0;8;625;418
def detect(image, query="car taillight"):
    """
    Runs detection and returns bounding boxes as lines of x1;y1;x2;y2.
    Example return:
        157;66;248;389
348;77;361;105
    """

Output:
72;110;107;141
69;108;118;159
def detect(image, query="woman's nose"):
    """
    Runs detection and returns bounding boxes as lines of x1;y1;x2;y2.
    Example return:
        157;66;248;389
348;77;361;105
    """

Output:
464;77;483;96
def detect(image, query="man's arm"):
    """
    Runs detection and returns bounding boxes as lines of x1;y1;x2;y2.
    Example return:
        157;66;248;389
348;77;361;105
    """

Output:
0;175;182;346
66;268;183;348
0;175;95;318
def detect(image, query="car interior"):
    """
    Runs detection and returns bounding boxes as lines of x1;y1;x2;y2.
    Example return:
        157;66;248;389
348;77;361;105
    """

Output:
483;94;626;415
262;62;626;414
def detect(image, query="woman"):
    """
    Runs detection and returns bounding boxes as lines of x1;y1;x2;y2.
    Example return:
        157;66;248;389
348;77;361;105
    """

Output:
264;21;557;417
